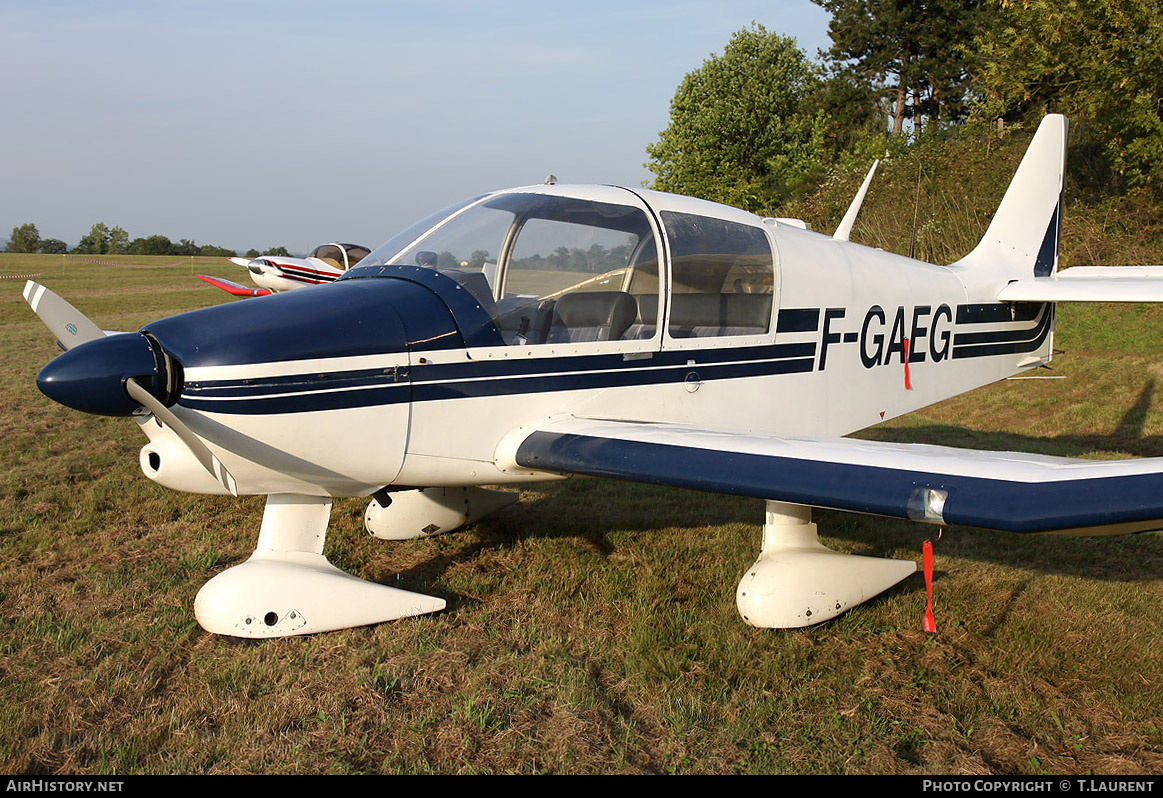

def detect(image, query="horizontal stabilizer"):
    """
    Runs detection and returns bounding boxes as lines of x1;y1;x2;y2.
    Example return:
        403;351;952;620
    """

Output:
1000;267;1163;302
512;418;1163;535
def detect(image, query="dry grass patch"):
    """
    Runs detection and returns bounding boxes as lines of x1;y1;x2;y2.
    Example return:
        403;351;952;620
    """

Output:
0;255;1160;774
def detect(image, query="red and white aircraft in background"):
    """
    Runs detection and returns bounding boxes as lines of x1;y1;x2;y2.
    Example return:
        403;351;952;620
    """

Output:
196;242;372;297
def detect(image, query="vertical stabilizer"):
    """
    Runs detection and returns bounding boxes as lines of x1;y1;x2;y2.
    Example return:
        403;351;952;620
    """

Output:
953;115;1068;278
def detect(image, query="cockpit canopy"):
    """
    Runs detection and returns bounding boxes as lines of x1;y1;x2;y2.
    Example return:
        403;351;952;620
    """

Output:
309;243;371;271
346;186;776;345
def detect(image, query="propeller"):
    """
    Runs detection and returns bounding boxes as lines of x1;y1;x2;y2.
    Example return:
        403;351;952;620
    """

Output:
25;281;238;496
23;280;109;349
125;378;237;495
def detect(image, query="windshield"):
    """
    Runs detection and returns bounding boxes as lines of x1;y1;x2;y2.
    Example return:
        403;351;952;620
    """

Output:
353;195;488;270
350;190;661;345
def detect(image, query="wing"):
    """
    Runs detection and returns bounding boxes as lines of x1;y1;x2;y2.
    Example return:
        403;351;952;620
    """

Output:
510;417;1163;535
195;274;273;297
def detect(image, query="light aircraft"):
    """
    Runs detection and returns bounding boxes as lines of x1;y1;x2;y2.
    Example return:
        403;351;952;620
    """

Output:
24;115;1163;638
197;242;372;297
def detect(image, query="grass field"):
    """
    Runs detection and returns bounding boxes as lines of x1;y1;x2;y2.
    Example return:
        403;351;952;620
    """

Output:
1;253;1160;775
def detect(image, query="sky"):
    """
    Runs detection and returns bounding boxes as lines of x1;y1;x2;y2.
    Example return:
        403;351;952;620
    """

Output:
1;1;832;254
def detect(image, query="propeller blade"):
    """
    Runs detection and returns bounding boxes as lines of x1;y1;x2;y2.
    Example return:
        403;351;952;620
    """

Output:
23;281;107;350
126;378;238;496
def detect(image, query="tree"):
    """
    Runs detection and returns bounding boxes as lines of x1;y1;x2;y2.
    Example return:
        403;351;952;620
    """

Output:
645;24;831;211
814;0;982;135
39;238;68;254
972;0;1163;189
75;222;111;254
175;238;199;256
108;226;129;255
6;223;41;253
467;249;490;270
126;234;174;256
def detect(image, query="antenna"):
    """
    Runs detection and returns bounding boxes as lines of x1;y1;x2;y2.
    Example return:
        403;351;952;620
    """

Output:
833;160;879;241
908;161;922;259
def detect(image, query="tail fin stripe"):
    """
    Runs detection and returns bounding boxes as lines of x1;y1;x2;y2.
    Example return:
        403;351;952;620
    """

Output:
1034;196;1063;277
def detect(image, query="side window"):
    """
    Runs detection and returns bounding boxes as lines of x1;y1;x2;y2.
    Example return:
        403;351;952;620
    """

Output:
496;199;659;346
506;219;636;298
661;212;774;339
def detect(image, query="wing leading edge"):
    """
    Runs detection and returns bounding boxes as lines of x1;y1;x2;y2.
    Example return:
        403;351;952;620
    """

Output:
196;274;273;297
512;418;1163;535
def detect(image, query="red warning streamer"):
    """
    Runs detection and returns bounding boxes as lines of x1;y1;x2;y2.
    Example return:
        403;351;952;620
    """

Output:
904;337;912;390
923;539;936;633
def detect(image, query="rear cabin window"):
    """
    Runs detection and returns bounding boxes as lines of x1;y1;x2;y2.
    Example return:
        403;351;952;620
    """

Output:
660;211;774;339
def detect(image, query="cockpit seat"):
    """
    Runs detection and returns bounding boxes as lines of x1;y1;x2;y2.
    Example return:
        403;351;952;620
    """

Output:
669;293;772;338
622;294;658;340
546;291;637;343
497;297;556;345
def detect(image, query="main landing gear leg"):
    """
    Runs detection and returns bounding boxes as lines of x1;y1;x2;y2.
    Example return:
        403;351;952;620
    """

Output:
194;494;446;638
736;500;916;628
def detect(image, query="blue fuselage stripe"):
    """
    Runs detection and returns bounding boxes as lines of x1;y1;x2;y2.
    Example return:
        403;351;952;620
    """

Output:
175;302;1050;415
179;347;817;414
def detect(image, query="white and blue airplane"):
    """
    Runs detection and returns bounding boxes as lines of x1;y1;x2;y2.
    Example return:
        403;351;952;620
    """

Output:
24;115;1163;638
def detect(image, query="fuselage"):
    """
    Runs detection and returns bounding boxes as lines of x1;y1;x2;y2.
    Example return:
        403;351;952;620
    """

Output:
235;244;372;293
41;185;1053;498
245;256;344;292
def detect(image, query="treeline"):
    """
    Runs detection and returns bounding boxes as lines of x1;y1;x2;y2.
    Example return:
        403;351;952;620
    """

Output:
646;0;1163;213
4;221;293;259
512;243;635;274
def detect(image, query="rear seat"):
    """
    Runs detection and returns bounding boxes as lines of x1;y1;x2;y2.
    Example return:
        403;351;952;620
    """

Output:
669;293;772;338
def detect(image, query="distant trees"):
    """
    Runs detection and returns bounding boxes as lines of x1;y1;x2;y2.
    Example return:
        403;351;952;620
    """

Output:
75;223;113;254
6;223;41;253
3;219;248;257
125;234;175;256
108;226;129;255
5;224;68;254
